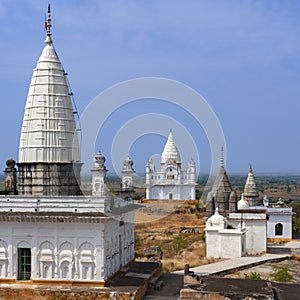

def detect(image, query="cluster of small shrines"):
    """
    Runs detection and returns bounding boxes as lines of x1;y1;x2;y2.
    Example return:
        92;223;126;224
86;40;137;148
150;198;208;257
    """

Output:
205;161;292;258
0;5;292;285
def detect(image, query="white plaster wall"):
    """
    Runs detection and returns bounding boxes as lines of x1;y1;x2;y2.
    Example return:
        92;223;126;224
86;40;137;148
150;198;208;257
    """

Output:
219;232;243;258
0;222;105;281
103;214;134;280
267;213;292;239
245;220;266;254
206;229;245;259
205;230;219;258
229;217;266;255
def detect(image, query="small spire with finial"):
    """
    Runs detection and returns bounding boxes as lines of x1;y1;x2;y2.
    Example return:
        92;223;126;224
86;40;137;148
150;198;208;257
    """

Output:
249;163;253;173
44;4;52;45
220;146;224;167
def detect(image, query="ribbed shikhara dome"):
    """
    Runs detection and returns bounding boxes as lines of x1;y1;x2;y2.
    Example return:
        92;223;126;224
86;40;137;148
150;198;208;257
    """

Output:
19;40;80;163
244;165;259;198
161;131;181;164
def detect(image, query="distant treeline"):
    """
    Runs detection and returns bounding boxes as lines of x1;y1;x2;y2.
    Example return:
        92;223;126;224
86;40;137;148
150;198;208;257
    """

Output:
1;173;300;186
1;173;300;196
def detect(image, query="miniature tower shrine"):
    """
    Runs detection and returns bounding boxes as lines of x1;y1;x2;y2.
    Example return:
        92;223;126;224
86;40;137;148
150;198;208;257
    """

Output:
91;152;108;197
206;147;237;217
243;164;259;206
121;156;135;190
4;158;17;195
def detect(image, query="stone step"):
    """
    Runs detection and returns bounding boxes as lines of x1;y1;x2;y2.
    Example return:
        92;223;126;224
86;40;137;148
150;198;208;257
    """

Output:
267;246;292;254
154;280;164;290
148;276;160;289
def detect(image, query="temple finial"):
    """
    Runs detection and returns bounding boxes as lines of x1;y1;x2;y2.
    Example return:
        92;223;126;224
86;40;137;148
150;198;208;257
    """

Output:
220;146;224;167
44;4;52;45
249;163;253;173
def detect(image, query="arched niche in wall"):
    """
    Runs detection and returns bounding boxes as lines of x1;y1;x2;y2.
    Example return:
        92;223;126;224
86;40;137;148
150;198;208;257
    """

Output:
79;242;94;280
0;240;8;278
275;223;283;236
39;240;54;279
58;241;74;279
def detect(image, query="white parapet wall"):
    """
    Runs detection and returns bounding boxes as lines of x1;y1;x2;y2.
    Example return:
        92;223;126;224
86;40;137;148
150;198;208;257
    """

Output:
229;212;267;255
206;227;246;259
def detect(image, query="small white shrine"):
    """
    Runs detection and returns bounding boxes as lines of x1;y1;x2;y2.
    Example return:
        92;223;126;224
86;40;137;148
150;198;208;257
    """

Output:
205;209;246;259
265;197;293;240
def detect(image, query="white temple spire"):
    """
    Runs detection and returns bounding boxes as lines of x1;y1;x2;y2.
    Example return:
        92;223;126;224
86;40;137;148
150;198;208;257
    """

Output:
161;129;181;164
18;5;82;195
19;5;80;164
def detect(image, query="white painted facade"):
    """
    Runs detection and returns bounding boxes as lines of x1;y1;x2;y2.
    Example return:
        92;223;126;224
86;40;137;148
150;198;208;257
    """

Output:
267;207;293;239
146;131;196;200
205;210;246;259
0;193;135;282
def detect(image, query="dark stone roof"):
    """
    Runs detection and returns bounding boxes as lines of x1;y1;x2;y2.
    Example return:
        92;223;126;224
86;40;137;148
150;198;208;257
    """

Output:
185;276;300;300
211;166;232;194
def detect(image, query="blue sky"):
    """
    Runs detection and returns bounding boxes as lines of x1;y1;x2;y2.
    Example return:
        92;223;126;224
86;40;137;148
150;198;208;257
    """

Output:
0;0;300;175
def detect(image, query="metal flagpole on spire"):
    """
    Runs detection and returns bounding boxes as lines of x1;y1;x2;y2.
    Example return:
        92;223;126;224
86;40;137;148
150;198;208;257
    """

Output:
43;3;82;158
220;146;224;167
45;4;52;45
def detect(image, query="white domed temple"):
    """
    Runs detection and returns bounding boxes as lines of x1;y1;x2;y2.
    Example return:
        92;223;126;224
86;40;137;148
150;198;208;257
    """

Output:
146;130;196;200
0;6;136;285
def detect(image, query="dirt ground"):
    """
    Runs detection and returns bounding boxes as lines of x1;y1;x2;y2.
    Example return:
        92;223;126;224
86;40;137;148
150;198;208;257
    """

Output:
135;200;191;224
224;259;300;283
134;200;212;273
134;200;205;229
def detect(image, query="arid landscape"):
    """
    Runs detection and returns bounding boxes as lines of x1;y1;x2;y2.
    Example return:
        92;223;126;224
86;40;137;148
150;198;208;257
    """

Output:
133;198;300;299
134;200;216;272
